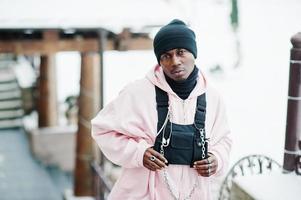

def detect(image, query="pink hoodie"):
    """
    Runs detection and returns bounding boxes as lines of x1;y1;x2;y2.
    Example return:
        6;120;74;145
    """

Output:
91;65;232;200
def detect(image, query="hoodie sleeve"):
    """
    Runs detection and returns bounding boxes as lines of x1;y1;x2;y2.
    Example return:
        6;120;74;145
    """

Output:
208;95;233;177
91;84;153;168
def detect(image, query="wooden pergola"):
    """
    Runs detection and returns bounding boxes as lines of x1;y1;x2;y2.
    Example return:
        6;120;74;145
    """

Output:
0;28;152;196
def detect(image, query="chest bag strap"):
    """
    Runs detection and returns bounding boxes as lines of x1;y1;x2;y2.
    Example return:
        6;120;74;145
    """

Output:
155;86;169;130
155;86;208;165
155;86;206;129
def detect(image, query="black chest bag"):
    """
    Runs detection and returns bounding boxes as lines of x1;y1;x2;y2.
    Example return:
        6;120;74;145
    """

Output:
153;86;209;167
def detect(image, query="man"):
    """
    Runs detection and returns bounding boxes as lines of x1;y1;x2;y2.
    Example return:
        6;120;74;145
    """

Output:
91;19;232;200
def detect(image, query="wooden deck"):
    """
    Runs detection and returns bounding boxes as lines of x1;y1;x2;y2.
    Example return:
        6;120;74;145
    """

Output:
0;129;72;200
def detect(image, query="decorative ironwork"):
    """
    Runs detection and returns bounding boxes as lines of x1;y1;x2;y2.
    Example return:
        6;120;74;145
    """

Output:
218;154;281;200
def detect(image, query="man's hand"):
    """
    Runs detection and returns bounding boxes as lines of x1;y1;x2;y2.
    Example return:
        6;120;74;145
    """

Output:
143;147;168;171
193;152;218;177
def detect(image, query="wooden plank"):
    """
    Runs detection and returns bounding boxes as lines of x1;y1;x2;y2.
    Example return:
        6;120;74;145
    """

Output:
0;39;109;54
0;37;150;54
43;30;59;41
125;37;153;50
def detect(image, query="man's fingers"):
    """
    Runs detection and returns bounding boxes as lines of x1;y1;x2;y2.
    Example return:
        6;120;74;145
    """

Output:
194;157;212;166
196;167;215;177
151;160;163;170
148;148;168;164
146;163;155;171
152;157;166;169
197;171;211;177
145;158;159;171
194;162;217;170
146;163;156;171
143;147;167;171
194;164;210;170
193;153;219;177
148;153;166;169
197;169;213;174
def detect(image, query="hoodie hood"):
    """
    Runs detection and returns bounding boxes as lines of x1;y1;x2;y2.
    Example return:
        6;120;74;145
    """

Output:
146;65;207;99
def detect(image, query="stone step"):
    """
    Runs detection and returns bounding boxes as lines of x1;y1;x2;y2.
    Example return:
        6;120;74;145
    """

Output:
0;63;9;69
0;100;22;110
0;65;24;129
0;90;21;101
0;60;14;69
0;81;19;92
0;118;23;129
0;70;15;83
0;109;24;120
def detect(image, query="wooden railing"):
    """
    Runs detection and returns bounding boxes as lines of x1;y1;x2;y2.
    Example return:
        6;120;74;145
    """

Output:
91;161;113;200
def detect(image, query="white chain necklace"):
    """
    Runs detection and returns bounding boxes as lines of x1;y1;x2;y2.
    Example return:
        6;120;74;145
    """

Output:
158;107;200;200
162;169;199;200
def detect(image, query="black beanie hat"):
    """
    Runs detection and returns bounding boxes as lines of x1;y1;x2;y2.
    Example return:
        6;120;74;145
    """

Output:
153;19;197;64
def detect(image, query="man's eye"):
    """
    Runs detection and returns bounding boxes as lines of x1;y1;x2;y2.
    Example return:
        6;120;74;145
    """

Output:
161;55;169;60
178;50;185;55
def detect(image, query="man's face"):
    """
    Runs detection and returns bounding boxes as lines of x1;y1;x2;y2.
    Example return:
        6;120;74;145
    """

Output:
159;48;195;81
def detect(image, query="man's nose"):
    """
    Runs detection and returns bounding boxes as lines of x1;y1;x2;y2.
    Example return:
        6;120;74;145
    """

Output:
171;55;181;66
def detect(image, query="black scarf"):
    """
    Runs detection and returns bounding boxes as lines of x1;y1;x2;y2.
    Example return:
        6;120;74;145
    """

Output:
164;66;198;100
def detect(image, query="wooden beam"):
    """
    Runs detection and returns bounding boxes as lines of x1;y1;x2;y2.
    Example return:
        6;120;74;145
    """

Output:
115;28;153;50
0;39;105;55
125;37;153;50
0;36;152;55
43;30;59;41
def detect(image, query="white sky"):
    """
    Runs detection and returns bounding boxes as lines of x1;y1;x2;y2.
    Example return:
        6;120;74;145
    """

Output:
0;0;187;32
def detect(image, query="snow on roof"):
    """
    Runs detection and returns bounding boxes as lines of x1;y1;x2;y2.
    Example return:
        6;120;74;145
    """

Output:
0;0;186;33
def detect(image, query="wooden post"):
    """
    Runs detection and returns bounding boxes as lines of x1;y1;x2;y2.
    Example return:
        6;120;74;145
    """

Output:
37;31;59;127
117;28;131;51
74;52;100;196
283;32;301;173
94;30;106;200
97;29;106;167
37;53;58;127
